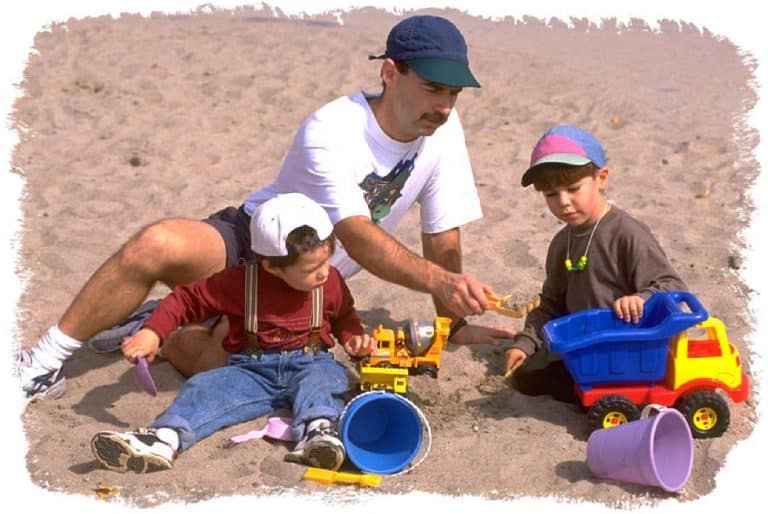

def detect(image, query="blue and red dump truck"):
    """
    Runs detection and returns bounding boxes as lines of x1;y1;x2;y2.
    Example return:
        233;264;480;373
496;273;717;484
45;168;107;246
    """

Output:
544;291;749;438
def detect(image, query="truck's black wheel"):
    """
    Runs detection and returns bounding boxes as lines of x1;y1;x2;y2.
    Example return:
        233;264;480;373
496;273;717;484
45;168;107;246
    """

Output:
419;364;438;378
675;391;730;438
587;395;641;431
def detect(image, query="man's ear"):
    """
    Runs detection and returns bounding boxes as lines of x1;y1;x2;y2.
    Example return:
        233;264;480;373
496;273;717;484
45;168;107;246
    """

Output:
380;58;397;87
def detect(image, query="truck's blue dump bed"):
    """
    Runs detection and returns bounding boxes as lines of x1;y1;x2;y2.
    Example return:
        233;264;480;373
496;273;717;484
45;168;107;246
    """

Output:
543;291;708;388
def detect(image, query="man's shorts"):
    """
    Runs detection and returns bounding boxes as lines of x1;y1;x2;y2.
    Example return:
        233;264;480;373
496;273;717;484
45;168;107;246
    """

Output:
201;205;252;268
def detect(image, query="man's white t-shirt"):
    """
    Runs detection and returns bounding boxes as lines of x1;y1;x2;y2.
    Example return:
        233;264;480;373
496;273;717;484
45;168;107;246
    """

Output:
244;91;483;278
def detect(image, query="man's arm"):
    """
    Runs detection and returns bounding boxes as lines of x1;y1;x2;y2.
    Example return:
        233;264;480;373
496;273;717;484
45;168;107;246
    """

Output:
334;216;489;317
420;227;466;318
422;228;516;345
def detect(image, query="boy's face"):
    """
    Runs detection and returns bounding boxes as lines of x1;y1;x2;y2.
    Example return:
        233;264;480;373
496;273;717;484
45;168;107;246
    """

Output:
541;168;609;227
264;244;332;292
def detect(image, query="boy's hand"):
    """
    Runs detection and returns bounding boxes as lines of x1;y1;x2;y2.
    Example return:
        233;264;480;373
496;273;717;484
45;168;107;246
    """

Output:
449;323;516;345
614;295;645;323
121;328;161;364
343;334;377;357
504;347;528;377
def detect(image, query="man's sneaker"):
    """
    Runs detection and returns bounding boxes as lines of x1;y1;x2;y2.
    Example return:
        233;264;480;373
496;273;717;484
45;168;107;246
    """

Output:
86;299;160;353
284;418;345;470
91;428;175;473
18;350;66;402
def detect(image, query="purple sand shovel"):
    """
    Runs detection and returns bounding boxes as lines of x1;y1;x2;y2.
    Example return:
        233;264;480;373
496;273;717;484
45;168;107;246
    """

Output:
133;356;157;396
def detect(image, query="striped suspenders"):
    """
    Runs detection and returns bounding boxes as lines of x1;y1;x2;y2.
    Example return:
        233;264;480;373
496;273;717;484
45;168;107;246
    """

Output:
243;261;324;356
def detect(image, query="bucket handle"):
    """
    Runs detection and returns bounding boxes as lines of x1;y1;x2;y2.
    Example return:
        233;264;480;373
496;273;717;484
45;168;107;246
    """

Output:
339;390;433;476
640;403;668;418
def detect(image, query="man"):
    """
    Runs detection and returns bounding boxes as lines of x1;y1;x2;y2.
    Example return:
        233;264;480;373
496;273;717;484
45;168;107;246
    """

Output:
19;15;514;400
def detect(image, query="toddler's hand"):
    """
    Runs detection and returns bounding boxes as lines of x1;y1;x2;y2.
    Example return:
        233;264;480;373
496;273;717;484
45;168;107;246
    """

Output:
121;328;161;364
343;334;376;357
613;295;645;323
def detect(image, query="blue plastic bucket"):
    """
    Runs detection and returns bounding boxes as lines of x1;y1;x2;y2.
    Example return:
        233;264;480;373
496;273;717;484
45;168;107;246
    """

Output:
340;392;424;474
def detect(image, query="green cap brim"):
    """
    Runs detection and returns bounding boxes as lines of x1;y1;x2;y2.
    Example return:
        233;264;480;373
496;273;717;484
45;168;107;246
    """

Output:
407;58;481;88
521;154;592;187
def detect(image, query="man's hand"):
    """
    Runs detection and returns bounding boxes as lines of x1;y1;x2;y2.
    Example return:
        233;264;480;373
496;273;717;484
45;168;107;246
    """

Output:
504;347;528;376
434;271;491;317
614;295;645;323
421;228;493;318
449;323;515;345
122;328;161;364
343;334;377;357
335;219;494;318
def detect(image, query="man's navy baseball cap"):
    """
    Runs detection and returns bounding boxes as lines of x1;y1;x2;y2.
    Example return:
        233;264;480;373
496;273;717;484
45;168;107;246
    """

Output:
370;15;480;88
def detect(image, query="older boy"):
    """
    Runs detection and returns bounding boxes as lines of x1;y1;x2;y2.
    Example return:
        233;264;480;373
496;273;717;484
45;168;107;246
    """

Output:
90;193;376;472
504;125;687;402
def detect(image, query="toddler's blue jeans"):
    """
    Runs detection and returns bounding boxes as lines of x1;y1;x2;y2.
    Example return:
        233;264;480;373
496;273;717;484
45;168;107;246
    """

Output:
151;349;348;452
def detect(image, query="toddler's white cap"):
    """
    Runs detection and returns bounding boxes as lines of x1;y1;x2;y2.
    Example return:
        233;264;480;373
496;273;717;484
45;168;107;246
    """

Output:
250;193;333;257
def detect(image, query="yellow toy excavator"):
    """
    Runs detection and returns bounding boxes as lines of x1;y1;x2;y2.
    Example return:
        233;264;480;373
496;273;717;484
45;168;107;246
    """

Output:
364;317;451;379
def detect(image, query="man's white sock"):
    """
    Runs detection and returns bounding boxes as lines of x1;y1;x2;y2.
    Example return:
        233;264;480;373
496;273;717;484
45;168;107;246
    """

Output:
28;325;84;371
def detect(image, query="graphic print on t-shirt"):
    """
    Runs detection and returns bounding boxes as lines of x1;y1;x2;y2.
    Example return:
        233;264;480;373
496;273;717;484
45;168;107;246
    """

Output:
359;152;418;224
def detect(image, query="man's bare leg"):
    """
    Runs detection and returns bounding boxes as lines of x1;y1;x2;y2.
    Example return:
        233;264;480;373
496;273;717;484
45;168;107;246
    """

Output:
59;218;226;341
20;217;227;400
161;317;230;378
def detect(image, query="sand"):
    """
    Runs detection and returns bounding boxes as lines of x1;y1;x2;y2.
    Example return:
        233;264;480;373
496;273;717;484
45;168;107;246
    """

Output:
5;4;764;512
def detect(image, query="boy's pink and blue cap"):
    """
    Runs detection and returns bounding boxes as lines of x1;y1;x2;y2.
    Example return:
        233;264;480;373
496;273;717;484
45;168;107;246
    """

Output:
521;125;606;187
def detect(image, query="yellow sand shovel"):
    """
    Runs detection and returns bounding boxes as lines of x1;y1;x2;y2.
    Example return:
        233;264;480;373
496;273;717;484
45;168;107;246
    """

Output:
303;467;382;487
485;291;541;318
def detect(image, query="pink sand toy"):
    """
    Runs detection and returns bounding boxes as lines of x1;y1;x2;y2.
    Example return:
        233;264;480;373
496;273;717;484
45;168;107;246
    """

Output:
227;416;294;446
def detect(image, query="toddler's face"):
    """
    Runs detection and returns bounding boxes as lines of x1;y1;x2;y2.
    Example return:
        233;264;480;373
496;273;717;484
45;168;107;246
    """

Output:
269;245;332;292
541;170;608;226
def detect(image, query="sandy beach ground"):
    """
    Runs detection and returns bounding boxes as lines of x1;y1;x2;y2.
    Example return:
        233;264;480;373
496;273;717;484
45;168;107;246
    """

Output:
3;2;766;513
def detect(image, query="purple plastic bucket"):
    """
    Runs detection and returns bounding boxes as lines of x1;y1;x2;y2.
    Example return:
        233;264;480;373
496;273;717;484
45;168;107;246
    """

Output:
586;407;693;492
